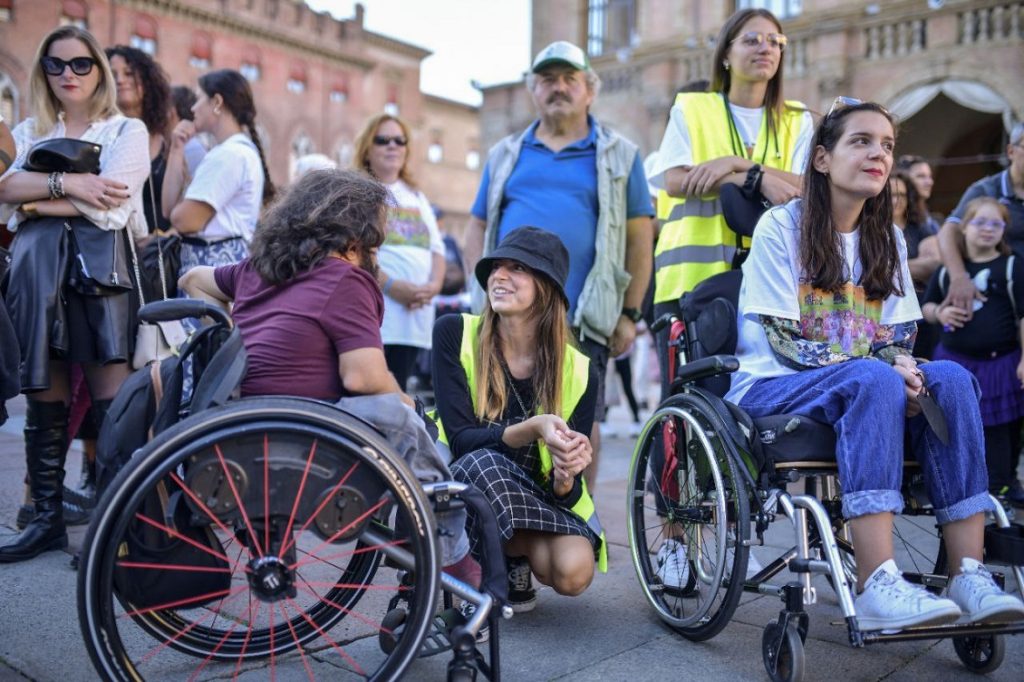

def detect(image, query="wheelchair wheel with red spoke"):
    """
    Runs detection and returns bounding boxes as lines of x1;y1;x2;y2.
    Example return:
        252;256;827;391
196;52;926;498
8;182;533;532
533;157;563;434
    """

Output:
78;397;440;682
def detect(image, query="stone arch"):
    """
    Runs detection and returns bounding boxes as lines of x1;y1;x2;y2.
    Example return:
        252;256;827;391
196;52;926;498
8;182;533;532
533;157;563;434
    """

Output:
0;71;19;123
288;130;317;182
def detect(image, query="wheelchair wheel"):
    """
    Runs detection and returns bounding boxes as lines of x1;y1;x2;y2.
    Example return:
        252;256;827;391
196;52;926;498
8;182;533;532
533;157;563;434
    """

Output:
761;622;804;682
952;634;1004;674
78;397;440;682
627;393;750;641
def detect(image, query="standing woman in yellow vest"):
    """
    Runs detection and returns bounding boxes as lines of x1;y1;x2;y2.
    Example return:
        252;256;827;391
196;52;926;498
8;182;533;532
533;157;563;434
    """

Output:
648;8;813;395
432;226;604;614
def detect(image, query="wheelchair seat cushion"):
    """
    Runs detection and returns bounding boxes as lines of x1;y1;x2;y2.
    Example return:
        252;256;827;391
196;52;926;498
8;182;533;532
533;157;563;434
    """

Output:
752;413;837;464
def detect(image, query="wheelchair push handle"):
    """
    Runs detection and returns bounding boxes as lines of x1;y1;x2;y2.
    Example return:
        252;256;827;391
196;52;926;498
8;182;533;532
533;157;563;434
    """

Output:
139;299;231;328
651;312;677;334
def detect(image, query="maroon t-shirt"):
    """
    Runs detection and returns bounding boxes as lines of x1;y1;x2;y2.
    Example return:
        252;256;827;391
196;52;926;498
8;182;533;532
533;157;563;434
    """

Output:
214;258;384;400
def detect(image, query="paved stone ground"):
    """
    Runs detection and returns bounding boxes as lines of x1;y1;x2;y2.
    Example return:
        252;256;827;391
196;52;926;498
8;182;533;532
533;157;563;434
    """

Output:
1;394;1021;681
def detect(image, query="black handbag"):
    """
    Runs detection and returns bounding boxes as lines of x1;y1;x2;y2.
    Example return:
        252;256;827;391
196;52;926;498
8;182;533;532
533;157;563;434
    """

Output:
23;137;101;174
113;484;231;610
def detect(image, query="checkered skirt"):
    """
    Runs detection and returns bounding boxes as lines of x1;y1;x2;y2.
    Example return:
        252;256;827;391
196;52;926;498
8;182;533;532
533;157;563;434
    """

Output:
450;446;598;559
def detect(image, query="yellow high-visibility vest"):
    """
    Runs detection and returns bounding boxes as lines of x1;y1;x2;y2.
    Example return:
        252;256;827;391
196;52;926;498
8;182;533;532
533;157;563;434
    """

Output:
435;314;608;572
654;92;806;304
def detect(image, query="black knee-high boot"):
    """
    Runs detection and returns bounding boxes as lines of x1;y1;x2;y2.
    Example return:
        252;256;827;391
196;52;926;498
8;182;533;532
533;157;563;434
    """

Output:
0;400;70;562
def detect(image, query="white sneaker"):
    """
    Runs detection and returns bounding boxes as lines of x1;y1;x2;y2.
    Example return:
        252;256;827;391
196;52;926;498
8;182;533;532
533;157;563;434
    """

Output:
628;421;643;438
947;557;1024;624
655;537;690;589
854;559;962;632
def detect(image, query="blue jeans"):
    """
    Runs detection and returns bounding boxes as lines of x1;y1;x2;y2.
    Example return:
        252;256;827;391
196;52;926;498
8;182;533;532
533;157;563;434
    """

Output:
739;360;993;524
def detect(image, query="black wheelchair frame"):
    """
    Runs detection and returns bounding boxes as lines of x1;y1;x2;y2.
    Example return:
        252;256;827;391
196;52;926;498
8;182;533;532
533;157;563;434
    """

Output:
77;299;510;682
627;272;1024;681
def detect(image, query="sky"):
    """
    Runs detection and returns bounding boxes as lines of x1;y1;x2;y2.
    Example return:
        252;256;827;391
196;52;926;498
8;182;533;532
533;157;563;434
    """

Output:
306;0;532;106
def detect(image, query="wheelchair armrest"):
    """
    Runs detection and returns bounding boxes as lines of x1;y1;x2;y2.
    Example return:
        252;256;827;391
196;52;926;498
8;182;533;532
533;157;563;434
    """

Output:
672;354;739;388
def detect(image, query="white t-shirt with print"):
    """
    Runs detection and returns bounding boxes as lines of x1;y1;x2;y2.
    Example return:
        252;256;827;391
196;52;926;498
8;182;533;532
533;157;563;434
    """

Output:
379;179;445;349
184;132;263;242
726;200;921;403
648;102;813;190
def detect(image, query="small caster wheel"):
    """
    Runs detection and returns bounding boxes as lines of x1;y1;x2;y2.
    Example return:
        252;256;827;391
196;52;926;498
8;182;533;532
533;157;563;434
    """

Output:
379;607;407;654
762;622;804;682
953;635;1005;674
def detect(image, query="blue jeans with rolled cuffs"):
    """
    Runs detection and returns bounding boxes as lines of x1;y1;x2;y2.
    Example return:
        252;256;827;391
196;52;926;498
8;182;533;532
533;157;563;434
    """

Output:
739;359;994;524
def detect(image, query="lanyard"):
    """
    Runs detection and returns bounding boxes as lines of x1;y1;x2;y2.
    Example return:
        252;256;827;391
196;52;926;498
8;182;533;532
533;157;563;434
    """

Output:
721;91;775;165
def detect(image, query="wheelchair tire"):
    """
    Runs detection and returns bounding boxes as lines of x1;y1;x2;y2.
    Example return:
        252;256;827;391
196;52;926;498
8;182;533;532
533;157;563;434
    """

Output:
952;634;1004;674
627;393;751;641
78;397;441;682
761;622;804;682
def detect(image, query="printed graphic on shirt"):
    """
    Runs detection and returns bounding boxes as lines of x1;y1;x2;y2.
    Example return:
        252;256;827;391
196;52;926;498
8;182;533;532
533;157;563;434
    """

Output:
798;281;882;357
384;204;432;248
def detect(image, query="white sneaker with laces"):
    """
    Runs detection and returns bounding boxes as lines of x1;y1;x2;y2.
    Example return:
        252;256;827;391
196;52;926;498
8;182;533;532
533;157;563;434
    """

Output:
854;559;962;632
655;537;690;589
947;557;1024;624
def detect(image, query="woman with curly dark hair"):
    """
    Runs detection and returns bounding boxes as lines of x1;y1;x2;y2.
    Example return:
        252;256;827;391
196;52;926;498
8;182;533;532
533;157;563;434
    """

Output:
179;168;480;589
105;45;171;233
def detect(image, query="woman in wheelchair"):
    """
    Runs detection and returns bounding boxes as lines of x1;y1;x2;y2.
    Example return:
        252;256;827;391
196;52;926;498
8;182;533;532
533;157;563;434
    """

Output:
178;168;480;587
725;100;1024;631
432;226;605;612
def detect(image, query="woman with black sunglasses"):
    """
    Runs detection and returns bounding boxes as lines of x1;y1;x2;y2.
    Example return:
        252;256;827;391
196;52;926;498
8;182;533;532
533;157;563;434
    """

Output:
353;113;446;392
0;26;149;563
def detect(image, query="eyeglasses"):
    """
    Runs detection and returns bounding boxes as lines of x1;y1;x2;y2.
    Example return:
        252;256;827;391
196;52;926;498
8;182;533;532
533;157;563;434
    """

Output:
827;96;864;117
968;217;1006;230
731;31;788;51
41;55;97;77
372;135;408;147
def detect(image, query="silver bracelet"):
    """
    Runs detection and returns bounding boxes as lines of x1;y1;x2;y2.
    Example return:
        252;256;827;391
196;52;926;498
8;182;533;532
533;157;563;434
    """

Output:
56;171;65;198
47;172;66;199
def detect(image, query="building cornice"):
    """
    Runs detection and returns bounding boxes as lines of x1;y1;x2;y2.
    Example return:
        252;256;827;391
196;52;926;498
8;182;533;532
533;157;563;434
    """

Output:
423;93;479;113
122;0;376;70
362;30;432;60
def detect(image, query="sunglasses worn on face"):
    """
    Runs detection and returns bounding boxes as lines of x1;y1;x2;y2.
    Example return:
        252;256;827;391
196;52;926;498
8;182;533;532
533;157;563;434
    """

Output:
41;55;97;77
732;31;788;51
968;217;1006;230
372;135;407;147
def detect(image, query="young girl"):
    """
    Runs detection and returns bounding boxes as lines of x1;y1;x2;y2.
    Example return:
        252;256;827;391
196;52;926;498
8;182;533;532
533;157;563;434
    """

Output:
922;197;1024;508
726;101;1024;630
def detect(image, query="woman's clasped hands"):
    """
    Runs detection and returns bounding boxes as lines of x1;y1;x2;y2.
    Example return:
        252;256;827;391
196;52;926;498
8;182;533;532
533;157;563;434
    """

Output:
534;414;592;493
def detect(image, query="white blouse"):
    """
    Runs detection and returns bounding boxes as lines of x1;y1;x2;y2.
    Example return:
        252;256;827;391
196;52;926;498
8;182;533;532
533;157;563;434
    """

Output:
0;113;150;239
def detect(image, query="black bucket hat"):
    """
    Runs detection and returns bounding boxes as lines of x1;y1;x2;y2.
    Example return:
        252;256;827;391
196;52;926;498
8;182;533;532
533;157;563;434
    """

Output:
475;226;570;307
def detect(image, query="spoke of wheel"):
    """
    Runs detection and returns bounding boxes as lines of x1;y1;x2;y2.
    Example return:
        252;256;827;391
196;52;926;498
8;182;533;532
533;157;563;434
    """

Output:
290;498;388;571
300;581;407;592
122;584;248;620
264;433;271;555
285;595;366;677
136;588;247;665
115;560;233;574
169;471;254;563
276;601;316;681
308;536;407;568
294;581;398;633
232;599;263;680
132;512;233;565
278;439;320;558
214;443;265;558
280;459;360;558
186;598;260;682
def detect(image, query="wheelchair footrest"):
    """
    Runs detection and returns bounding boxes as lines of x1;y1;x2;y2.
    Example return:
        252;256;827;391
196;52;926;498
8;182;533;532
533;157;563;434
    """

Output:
984;523;1024;565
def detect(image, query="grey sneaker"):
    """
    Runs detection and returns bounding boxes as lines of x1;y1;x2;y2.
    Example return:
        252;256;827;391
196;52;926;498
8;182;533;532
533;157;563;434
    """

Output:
507;556;537;613
854;559;962;632
948;557;1024;624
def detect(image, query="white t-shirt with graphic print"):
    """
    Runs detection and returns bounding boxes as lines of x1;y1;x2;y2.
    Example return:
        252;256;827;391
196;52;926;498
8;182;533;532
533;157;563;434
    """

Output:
726;200;921;403
378;179;445;349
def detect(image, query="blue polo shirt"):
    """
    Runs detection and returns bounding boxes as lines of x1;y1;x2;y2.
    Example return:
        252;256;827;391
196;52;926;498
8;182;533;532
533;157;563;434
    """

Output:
471;117;653;317
948;169;1024;255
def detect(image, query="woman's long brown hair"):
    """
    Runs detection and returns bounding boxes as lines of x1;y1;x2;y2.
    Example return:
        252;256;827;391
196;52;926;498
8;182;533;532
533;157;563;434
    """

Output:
474;271;570;423
799;101;904;301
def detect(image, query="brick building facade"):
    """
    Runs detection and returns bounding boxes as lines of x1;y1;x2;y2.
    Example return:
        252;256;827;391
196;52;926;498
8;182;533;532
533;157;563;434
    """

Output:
0;0;481;233
481;0;1024;215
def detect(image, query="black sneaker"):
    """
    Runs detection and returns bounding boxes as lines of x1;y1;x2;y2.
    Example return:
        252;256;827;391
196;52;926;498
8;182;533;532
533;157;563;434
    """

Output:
507;556;537;613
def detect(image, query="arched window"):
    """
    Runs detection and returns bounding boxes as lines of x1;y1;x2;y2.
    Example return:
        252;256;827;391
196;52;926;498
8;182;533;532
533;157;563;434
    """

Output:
427;130;443;164
0;0;12;22
289;132;316;181
335;137;354;167
287;64;307;94
384;83;399;116
190;32;213;70
240;46;261;82
0;73;19;123
330;75;349;104
130;14;158;55
60;0;88;29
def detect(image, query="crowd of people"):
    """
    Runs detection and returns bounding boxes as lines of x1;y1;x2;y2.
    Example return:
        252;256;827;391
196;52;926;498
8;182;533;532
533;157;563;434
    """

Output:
1;8;1023;638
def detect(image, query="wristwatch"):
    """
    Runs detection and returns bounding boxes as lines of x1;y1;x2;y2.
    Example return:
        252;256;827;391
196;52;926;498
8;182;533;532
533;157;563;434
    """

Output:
621;306;643;323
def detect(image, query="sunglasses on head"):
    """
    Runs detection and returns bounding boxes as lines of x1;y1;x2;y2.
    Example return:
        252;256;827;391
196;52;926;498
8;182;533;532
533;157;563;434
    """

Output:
41;55;97;77
826;96;892;119
731;31;788;51
372;135;407;147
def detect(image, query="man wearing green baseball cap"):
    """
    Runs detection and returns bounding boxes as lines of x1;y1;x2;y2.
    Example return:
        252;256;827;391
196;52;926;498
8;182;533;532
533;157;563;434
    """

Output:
465;39;654;608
